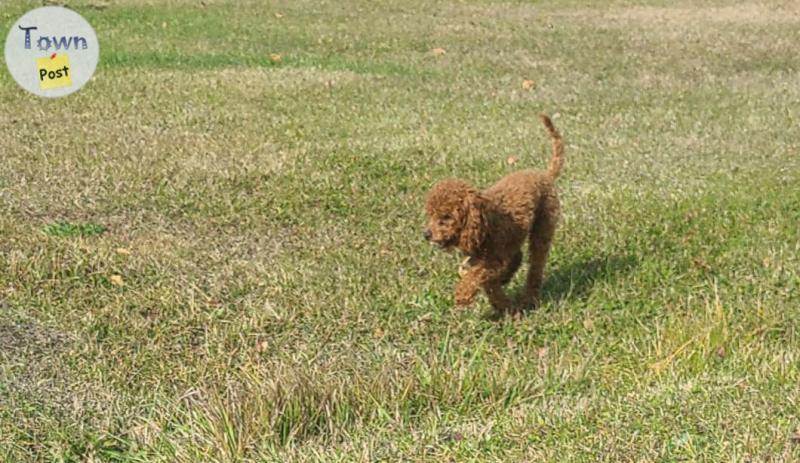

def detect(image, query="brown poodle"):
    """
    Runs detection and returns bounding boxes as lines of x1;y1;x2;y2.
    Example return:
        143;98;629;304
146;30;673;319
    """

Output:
424;114;564;317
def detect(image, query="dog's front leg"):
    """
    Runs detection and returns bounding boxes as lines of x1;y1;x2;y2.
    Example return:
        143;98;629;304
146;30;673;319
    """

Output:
483;281;514;316
454;260;493;306
454;271;482;306
454;259;508;310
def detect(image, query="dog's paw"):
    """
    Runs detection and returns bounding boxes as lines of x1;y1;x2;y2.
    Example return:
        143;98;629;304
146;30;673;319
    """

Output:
454;287;476;306
520;299;539;312
454;293;474;307
482;307;523;321
454;282;477;306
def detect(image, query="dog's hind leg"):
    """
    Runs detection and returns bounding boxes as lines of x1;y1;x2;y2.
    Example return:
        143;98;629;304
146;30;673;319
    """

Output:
524;193;559;309
499;251;522;286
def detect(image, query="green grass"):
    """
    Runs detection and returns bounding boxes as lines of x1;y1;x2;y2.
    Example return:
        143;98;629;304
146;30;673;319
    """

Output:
1;0;800;461
42;222;107;237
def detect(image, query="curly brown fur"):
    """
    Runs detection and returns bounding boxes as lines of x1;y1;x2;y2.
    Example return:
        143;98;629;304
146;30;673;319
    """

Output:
424;114;564;317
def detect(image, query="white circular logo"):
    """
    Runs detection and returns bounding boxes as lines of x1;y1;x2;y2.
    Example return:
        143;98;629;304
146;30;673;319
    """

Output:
4;7;99;98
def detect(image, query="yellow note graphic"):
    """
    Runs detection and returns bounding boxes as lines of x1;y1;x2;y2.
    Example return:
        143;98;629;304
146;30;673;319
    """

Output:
37;53;73;90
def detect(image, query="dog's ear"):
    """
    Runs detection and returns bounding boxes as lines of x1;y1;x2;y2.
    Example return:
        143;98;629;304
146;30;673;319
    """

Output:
458;190;487;255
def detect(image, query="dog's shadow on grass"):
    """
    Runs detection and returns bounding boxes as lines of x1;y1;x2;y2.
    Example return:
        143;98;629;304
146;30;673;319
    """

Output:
511;253;638;306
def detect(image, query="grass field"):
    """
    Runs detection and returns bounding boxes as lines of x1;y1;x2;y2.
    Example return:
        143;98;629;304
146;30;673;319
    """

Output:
1;0;799;461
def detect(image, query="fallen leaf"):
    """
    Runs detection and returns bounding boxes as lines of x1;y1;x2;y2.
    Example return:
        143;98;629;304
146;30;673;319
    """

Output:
522;79;535;90
537;346;548;360
692;257;710;271
716;345;725;358
274;12;284;18
115;247;131;256
417;313;433;322
110;275;124;286
373;326;384;339
270;53;282;63
583;318;594;331
255;340;269;353
506;339;516;349
790;429;800;444
431;47;447;56
87;1;110;9
506;155;518;165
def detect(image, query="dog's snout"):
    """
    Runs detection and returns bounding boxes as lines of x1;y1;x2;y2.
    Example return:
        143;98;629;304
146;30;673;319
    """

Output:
423;229;432;241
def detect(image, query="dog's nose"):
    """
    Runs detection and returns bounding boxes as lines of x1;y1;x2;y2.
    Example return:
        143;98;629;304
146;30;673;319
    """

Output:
423;229;432;241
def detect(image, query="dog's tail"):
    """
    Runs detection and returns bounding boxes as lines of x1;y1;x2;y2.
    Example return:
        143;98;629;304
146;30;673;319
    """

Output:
539;113;564;179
